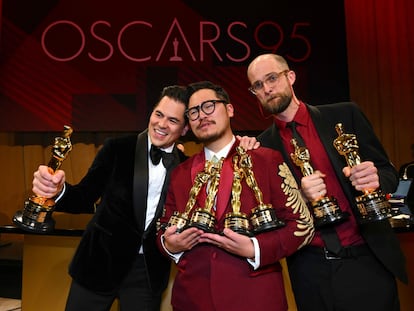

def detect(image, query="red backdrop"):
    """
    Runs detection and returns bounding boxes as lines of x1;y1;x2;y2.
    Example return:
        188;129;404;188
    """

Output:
0;0;349;132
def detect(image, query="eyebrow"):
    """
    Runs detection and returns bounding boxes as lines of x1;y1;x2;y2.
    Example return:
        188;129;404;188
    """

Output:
169;116;181;122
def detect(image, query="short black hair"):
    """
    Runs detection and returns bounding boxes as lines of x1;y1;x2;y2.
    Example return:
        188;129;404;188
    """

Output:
156;85;188;108
186;81;230;103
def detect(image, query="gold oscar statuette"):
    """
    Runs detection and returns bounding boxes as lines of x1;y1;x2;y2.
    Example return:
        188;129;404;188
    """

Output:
333;123;392;223
167;158;219;233
290;138;348;227
222;150;252;236
13;125;74;233
236;147;285;234
187;158;223;233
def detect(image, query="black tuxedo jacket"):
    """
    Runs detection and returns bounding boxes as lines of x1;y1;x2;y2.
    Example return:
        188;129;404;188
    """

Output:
55;130;186;294
258;102;407;283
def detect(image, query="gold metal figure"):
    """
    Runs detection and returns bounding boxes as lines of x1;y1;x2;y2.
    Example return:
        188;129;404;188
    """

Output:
204;158;223;212
236;146;284;233
290;137;347;227
333;123;361;168
238;147;265;206
333;123;392;223
290;138;314;176
231;155;243;214
169;157;223;233
184;161;214;214
13;125;74;233
222;150;251;236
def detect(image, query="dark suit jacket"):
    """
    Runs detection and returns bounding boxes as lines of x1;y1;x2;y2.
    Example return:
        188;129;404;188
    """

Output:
258;102;407;283
157;140;314;311
55;130;186;294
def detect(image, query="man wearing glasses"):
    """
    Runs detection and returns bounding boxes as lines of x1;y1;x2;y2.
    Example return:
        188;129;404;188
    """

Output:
247;53;407;311
156;80;314;311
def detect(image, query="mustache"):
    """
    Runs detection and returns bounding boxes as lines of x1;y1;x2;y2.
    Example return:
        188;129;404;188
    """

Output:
196;119;215;129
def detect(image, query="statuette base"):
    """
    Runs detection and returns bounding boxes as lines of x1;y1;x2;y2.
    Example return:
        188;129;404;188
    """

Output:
250;204;285;234
223;212;252;236
188;208;216;233
311;196;349;227
355;190;392;224
13;198;55;233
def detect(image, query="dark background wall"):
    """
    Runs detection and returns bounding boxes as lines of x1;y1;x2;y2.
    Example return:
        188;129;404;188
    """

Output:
0;0;349;132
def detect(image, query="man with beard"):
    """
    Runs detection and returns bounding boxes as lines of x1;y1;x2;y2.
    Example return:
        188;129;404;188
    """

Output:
156;81;314;311
246;53;407;311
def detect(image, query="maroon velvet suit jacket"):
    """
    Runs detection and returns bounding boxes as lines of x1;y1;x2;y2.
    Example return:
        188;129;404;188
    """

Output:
157;140;314;311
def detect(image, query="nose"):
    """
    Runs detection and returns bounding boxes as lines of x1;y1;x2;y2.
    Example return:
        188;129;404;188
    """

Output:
262;81;274;94
198;108;209;120
158;117;168;127
199;110;207;119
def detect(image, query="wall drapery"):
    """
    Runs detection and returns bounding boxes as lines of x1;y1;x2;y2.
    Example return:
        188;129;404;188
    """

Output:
344;0;414;167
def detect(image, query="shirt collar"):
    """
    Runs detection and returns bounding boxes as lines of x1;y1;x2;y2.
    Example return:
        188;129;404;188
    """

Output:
274;101;309;129
204;135;236;161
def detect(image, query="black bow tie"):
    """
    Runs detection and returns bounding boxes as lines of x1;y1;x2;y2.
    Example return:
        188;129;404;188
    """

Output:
150;145;174;168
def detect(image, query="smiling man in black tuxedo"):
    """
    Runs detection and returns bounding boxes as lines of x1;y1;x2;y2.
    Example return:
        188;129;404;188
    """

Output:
31;85;189;311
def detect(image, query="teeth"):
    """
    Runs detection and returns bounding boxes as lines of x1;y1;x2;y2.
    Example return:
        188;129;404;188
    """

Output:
156;129;167;136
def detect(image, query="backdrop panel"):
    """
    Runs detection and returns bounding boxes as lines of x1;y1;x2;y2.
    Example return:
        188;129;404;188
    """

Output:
0;0;349;131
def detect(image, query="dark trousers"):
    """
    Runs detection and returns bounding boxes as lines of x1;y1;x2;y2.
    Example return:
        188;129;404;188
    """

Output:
65;255;162;311
287;246;400;311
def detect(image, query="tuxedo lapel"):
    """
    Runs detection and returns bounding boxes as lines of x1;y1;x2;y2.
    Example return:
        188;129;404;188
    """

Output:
133;130;149;231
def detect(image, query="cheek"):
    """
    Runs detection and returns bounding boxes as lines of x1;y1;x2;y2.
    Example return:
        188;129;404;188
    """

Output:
148;115;158;126
256;94;266;103
170;125;185;139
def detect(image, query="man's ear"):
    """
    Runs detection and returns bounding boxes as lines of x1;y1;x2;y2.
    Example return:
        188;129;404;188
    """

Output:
287;70;296;86
181;124;189;136
226;103;234;118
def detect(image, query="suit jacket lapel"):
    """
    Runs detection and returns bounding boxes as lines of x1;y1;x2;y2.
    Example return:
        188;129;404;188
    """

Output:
308;105;338;162
190;152;207;210
152;146;181;224
266;123;301;184
215;143;238;220
133;130;149;231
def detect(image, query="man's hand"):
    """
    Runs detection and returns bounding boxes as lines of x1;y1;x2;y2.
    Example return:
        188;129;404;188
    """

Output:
162;225;203;253
343;161;379;192
199;228;255;258
32;165;66;198
300;170;327;202
237;135;260;151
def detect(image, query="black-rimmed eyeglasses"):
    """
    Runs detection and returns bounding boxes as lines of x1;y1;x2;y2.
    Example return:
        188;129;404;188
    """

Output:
185;99;227;121
248;70;289;95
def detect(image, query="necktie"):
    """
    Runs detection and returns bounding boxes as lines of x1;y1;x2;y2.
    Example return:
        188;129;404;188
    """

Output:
287;121;342;255
150;145;174;168
287;121;305;147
